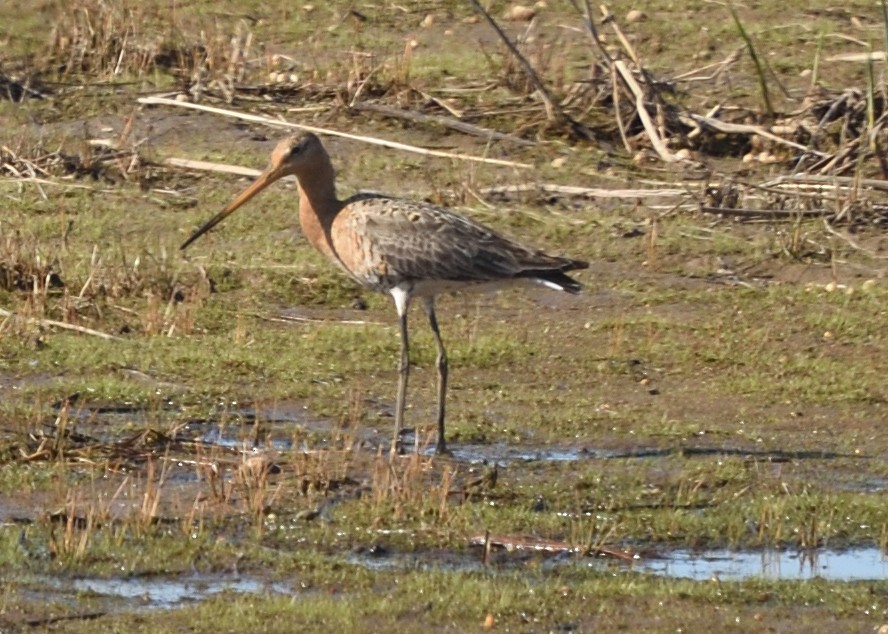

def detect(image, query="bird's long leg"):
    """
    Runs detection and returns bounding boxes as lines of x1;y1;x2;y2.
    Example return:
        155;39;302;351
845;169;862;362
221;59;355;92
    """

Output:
391;288;411;457
422;297;448;454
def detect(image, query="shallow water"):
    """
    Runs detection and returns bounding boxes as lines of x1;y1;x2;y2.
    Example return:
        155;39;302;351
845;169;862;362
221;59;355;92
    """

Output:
436;443;607;464
638;547;888;581
348;544;888;582
45;574;293;610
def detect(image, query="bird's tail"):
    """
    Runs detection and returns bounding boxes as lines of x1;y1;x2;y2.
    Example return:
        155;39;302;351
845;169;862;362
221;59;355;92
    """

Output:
525;258;588;294
533;270;583;294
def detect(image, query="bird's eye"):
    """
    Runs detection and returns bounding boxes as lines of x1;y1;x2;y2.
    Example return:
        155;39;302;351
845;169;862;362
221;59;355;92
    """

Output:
290;145;301;156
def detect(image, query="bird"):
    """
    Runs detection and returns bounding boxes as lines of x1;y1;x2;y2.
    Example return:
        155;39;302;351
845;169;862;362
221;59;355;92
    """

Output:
181;132;588;456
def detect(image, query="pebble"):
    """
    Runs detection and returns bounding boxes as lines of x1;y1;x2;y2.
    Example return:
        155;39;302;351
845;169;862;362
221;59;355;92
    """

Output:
504;4;536;21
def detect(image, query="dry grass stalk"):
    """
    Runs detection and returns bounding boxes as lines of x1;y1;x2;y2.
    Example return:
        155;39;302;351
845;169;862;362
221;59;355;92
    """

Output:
137;96;533;169
614;61;676;162
348;102;536;147
468;0;593;139
0;307;122;341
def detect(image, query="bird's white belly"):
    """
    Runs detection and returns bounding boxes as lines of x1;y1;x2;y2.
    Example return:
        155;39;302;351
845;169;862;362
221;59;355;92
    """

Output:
408;277;533;297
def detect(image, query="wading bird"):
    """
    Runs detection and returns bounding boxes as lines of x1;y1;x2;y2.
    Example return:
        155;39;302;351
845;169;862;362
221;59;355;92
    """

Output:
182;133;587;455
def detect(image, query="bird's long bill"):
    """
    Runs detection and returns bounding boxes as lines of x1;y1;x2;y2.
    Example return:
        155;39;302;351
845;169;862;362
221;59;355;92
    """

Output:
180;166;285;250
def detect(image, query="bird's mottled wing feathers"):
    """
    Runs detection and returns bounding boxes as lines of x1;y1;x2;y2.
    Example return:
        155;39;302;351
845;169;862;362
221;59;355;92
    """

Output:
333;196;579;290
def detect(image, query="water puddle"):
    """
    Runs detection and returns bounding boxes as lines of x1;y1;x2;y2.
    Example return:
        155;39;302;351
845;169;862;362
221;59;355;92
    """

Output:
430;442;856;466
435;443;605;464
43;573;292;611
348;544;888;582
185;409;373;452
640;547;888;581
51;399;365;453
42;397;865;468
16;547;888;618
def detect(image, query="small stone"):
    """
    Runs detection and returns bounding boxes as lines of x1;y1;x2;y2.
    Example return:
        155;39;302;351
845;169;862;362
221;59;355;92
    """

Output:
799;68;812;77
240;455;272;479
633;149;654;164
483;613;496;629
288;72;299;83
674;148;693;161
174;93;190;102
295;509;320;521
861;278;877;291
421;14;434;28
626;9;646;23
550;156;567;168
824;281;837;292
741;152;755;163
302;4;314;12
504;4;536;21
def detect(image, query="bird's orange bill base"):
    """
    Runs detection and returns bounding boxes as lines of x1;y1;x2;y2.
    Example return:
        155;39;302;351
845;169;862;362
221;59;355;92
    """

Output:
180;165;286;250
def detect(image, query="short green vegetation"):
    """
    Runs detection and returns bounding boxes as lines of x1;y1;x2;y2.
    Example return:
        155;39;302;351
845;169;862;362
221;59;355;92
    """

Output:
2;0;888;631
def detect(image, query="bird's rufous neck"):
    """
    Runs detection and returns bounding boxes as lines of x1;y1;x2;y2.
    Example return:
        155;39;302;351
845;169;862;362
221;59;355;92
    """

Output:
295;160;339;220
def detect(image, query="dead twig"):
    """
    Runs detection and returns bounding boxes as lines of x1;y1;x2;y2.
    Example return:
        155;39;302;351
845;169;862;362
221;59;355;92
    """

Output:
467;0;594;140
137;96;533;169
569;0;614;67
163;158;264;178
610;63;633;153
674;48;744;82
349;102;535;147
0;308;122;341
761;173;888;193
162;155;688;202
699;206;833;219
822;218;888;259
480;184;687;198
263;312;384;326
469;533;636;562
729;3;774;119
614;61;677;162
680;112;828;157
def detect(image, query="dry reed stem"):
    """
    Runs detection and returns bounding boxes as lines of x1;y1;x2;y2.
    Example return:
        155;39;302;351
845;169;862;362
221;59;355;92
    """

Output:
468;0;593;140
0;307;122;341
137;96;533;169
613;61;677;162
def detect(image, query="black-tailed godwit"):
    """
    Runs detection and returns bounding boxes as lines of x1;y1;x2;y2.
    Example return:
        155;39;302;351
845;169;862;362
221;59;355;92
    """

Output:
182;133;587;455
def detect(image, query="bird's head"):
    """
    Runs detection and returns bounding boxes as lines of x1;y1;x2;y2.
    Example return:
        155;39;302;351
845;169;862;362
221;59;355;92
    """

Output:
181;132;326;250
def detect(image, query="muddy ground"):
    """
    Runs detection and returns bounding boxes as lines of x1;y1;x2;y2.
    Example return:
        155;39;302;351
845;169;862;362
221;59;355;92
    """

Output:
1;1;888;632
